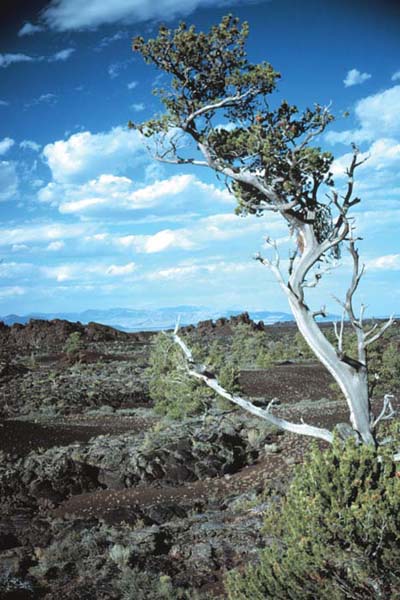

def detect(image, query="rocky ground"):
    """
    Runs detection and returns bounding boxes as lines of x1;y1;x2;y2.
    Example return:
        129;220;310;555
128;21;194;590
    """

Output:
0;314;398;599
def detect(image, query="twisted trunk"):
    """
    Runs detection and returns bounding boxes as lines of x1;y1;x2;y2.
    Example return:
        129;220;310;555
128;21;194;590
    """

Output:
283;223;375;446
287;293;374;445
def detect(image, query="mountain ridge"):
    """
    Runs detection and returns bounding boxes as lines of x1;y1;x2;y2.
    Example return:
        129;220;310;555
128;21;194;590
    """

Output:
1;306;295;332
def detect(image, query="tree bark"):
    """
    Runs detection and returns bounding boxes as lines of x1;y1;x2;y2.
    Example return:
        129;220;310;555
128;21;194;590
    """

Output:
282;222;375;446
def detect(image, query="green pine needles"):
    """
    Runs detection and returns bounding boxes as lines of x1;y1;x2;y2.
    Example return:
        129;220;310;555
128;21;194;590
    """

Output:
226;431;400;599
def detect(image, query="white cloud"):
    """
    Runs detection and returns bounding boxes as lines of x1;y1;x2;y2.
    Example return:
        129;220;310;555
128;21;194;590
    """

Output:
106;262;137;276
0;286;26;299
195;180;233;203
118;229;194;253
126;174;193;206
32;179;45;188
127;81;138;90
49;48;75;62
42;126;144;184
327;85;400;147
366;254;400;271
147;260;249;281
131;102;145;112
20;140;41;152
331;138;400;178
0;100;9;107
43;0;264;30
355;86;400;139
0;262;37;282
116;212;283;254
42;264;75;282
0;138;14;156
0;47;74;70
144;229;193;253
12;244;29;252
391;70;400;82
40;172;233;215
108;60;131;79
25;93;58;108
18;22;44;36
0;161;18;202
46;240;65;251
344;68;371;87
0;53;35;68
0;222;89;247
41;260;138;282
97;31;127;50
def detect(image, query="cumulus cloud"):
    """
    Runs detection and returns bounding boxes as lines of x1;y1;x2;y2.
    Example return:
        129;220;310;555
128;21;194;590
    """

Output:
147;260;249;281
118;229;194;253
343;68;371;87
116;212;283;254
331;138;400;179
41;260;137;281
18;22;44;36
0;138;15;155
366;254;400;271
0;162;18;202
41;264;75;282
0;262;36;281
42;126;144;184
0;100;9;107
46;240;65;251
0;286;26;299
326;85;400;147
391;70;400;82
355;86;400;139
43;0;265;30
0;222;89;247
106;262;137;276
39;172;233;215
127;81;138;90
125;175;193;206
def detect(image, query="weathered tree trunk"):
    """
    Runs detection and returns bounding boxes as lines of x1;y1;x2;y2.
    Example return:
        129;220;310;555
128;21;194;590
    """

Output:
283;223;375;445
287;292;374;445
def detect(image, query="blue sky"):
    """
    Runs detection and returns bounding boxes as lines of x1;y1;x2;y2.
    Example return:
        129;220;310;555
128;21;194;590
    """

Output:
0;0;399;316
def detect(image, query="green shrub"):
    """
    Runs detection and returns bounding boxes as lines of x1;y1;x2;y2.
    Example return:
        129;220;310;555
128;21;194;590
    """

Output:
116;569;182;600
63;331;83;356
294;331;315;359
230;324;276;367
147;333;213;419
226;432;400;599
369;341;400;396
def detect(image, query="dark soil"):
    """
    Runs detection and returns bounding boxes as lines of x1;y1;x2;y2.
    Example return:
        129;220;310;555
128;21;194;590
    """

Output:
0;415;154;457
240;362;334;402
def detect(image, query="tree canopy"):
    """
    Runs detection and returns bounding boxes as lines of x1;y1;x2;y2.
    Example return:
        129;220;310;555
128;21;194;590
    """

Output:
131;15;337;244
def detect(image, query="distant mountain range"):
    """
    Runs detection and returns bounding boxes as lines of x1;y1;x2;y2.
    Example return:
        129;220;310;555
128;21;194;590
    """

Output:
0;306;297;332
0;306;345;332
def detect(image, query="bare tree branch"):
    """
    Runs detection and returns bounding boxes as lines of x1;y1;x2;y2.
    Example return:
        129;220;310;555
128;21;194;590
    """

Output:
182;87;257;130
372;394;396;429
364;316;395;347
171;326;334;444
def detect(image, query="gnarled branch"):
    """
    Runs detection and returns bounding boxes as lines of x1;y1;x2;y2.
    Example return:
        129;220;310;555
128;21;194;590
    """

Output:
171;324;334;444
